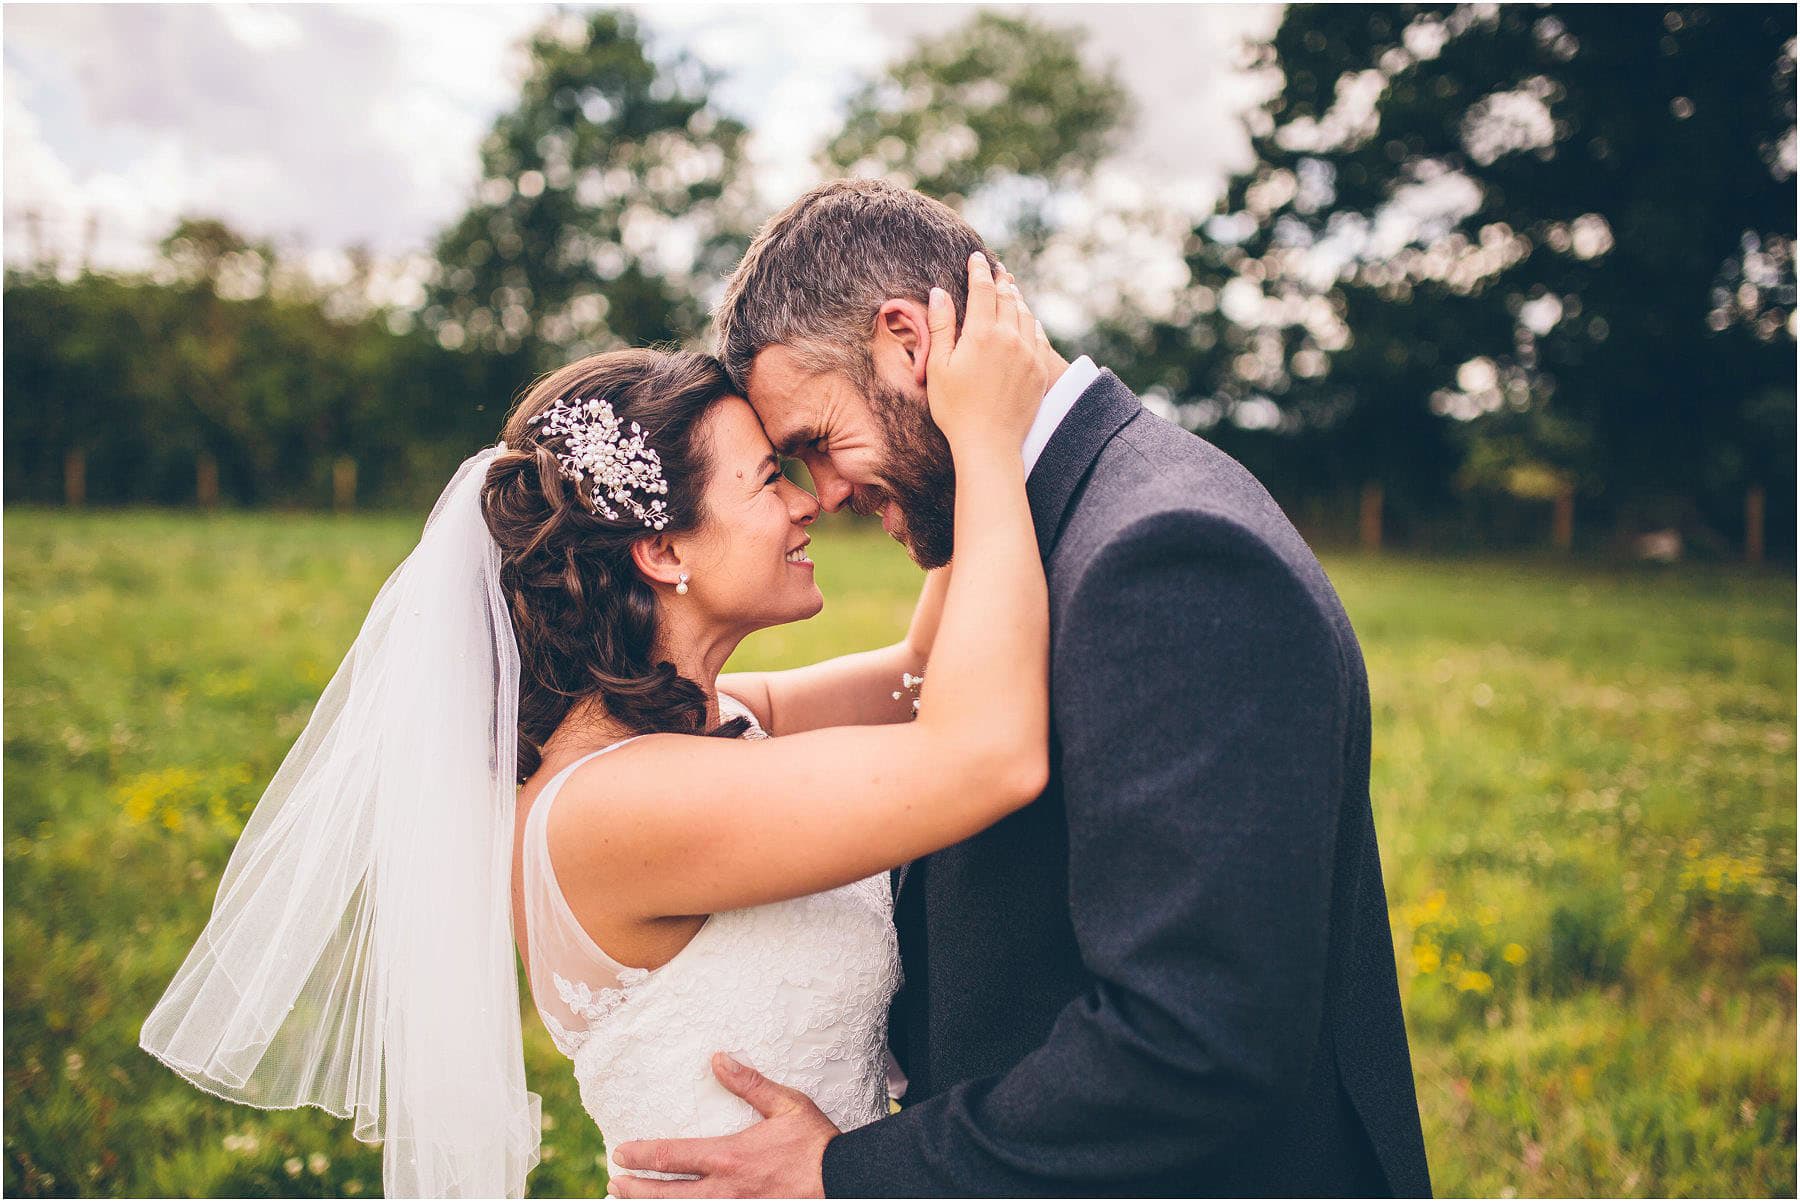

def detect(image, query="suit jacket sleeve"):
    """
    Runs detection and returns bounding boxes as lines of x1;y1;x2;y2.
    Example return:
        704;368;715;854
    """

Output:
822;510;1350;1195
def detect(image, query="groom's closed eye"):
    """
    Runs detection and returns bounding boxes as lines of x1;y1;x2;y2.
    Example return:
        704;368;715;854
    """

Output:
778;432;824;458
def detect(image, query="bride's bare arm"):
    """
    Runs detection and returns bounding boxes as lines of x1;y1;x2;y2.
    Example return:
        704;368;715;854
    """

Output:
553;254;1051;918
718;566;947;732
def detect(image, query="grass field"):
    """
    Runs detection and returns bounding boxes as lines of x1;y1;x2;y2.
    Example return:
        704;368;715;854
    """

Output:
4;508;1794;1198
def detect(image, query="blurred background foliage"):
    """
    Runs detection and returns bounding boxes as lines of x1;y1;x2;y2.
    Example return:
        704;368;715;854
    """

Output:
3;5;1796;1197
426;10;757;368
1115;2;1798;555
822;11;1131;272
6;5;1794;560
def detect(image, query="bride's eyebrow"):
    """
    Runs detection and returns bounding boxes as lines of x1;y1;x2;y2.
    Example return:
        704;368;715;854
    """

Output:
737;452;780;484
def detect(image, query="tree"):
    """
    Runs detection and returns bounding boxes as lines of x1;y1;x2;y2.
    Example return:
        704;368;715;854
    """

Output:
821;12;1131;269
5;217;495;510
1140;4;1796;551
4;270;158;505
425;10;754;371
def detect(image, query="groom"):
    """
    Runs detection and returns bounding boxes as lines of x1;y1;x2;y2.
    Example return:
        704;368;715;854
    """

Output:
611;178;1431;1197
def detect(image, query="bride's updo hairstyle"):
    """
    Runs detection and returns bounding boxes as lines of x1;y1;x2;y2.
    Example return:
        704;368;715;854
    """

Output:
482;348;748;781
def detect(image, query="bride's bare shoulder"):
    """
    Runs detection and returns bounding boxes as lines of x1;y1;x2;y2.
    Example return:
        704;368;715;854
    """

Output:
547;729;743;822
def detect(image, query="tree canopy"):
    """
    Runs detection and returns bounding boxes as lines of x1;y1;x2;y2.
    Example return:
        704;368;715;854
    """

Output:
1135;3;1795;544
425;10;754;368
822;12;1131;267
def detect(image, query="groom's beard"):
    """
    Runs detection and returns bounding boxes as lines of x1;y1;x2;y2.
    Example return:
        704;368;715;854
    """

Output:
868;379;958;570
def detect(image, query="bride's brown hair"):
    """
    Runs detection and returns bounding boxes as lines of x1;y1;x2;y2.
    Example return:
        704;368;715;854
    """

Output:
482;348;748;781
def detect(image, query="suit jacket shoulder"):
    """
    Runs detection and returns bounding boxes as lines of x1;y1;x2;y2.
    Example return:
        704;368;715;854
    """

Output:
1049;401;1350;652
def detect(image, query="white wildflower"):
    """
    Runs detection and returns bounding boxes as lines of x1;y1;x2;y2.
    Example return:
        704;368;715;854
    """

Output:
896;670;925;720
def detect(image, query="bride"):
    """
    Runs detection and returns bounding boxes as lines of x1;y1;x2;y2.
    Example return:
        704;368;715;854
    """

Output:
140;260;1051;1197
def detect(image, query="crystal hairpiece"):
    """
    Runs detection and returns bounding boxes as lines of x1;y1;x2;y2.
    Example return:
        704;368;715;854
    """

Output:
528;396;671;529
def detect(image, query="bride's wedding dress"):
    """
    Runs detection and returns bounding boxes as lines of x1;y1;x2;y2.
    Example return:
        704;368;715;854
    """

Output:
519;694;901;1177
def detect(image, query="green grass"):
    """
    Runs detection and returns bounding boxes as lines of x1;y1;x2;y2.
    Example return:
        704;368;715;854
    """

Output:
5;509;1793;1197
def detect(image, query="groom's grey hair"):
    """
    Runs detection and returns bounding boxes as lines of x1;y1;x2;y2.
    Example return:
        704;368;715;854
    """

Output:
712;177;990;392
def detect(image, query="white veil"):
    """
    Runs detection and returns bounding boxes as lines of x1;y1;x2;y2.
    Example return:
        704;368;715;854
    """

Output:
140;445;541;1198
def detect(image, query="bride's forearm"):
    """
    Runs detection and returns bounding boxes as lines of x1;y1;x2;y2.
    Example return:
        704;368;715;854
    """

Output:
913;445;1048;787
719;565;946;735
901;565;952;660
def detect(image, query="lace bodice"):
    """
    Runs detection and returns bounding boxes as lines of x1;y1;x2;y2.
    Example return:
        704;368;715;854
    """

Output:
518;695;901;1179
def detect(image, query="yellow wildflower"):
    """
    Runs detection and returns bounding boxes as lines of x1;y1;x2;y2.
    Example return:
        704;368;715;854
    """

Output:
114;767;202;825
1455;970;1494;994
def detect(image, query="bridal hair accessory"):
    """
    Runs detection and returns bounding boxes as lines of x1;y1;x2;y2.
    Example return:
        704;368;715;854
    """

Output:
676;571;690;595
528;396;671;529
141;444;542;1198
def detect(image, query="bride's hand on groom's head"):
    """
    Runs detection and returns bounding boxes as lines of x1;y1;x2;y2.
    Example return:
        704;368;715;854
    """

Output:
925;251;1052;455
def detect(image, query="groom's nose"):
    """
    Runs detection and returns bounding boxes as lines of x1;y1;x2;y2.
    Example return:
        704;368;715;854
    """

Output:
805;457;854;513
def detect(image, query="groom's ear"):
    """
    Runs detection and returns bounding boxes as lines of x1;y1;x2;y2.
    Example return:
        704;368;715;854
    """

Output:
628;534;685;590
875;299;932;386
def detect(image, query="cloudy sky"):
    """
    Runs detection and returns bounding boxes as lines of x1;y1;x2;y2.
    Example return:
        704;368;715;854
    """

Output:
5;3;1283;317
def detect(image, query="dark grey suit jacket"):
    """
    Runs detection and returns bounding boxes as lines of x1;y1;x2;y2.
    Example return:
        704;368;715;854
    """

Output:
820;370;1431;1197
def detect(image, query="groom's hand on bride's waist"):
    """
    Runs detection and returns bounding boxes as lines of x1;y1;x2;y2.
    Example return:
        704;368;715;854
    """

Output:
608;1053;835;1199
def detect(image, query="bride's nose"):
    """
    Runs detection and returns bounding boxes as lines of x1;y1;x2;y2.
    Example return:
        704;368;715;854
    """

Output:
783;478;819;526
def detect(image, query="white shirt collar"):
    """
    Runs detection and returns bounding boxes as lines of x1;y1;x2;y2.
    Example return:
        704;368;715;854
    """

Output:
1022;355;1101;477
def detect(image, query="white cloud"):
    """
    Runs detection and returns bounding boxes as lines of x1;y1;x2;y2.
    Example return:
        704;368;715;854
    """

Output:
5;2;547;269
5;69;77;223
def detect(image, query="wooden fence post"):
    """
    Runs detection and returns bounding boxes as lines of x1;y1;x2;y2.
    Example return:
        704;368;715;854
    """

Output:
333;457;357;513
197;453;220;510
1359;482;1383;553
1552;485;1574;553
63;448;86;508
1746;485;1765;566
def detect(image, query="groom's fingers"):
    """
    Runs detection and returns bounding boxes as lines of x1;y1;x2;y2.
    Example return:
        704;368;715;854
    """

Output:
611;1134;728;1178
711;1051;805;1119
609;1172;730;1198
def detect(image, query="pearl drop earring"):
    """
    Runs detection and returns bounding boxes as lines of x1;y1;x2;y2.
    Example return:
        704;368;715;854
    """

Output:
676;572;690;596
